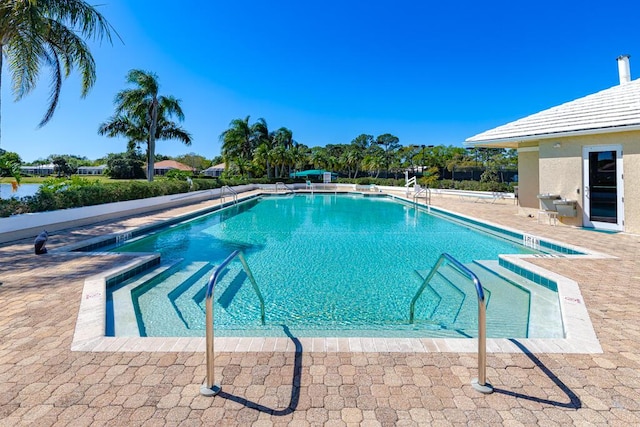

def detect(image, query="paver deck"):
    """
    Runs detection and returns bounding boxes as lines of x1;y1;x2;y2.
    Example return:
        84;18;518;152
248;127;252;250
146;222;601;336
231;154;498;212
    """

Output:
1;192;639;426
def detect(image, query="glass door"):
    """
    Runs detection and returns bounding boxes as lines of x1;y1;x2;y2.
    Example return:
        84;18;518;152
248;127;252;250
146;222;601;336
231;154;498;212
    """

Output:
583;146;624;230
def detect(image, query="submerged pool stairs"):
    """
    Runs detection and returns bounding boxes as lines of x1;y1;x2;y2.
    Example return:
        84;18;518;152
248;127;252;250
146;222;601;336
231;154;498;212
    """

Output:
110;257;551;338
413;261;530;338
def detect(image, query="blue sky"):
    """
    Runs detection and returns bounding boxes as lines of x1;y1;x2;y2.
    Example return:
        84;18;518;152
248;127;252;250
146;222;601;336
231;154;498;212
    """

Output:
2;0;639;162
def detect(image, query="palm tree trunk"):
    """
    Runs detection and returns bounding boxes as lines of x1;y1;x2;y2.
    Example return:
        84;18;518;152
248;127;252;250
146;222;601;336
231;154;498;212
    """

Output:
147;100;159;181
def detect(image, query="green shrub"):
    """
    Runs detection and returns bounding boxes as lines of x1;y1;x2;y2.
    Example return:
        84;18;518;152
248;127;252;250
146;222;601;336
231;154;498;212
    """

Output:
436;179;513;192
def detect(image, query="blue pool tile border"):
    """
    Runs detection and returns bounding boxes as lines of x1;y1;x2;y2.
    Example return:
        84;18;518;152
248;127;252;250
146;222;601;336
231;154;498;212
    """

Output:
106;257;161;287
498;258;558;292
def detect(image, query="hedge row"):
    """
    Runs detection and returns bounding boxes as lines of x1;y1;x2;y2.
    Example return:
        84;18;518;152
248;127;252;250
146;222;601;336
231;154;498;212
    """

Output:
0;177;250;218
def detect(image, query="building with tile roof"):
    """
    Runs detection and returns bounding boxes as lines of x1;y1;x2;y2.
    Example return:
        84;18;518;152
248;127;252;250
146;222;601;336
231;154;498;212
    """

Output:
465;55;640;232
202;163;225;177
152;160;195;176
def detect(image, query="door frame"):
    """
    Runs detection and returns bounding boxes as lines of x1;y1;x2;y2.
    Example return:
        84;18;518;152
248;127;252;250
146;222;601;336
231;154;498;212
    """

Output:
582;144;624;231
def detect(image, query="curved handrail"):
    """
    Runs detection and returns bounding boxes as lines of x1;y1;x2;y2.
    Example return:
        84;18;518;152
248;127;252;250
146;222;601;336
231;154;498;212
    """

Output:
201;250;265;396
221;185;238;204
413;187;431;205
409;253;493;394
275;182;295;194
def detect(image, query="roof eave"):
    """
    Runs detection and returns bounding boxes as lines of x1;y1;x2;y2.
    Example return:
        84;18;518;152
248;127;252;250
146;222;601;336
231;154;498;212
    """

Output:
464;123;640;148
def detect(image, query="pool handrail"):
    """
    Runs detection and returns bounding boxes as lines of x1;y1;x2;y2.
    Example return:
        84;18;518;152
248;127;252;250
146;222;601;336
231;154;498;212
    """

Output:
413;187;431;205
409;252;493;394
275;182;295;194
220;185;238;204
201;250;265;396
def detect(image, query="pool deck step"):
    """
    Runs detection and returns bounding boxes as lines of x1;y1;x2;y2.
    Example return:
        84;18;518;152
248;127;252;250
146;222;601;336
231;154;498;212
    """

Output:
415;262;533;337
168;262;214;330
110;261;211;336
473;260;563;338
109;261;179;336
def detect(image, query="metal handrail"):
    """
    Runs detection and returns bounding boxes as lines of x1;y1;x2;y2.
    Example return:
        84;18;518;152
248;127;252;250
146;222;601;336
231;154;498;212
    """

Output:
221;185;238;204
275;182;294;194
413;187;431;205
409;253;493;394
200;250;265;396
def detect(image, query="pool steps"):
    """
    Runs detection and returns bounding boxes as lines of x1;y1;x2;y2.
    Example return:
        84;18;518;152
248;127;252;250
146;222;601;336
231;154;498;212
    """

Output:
109;257;562;339
474;260;564;338
414;262;546;338
168;262;211;330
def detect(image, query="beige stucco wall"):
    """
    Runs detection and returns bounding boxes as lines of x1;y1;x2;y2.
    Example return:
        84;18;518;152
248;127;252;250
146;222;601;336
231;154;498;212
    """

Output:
517;149;540;209
533;130;640;231
538;140;583;226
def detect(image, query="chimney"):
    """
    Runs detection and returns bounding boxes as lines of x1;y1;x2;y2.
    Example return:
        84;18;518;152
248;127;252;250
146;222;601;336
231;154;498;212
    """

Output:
617;54;631;84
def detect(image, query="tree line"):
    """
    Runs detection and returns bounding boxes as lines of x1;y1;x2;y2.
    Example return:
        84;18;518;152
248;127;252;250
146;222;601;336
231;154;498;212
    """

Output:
220;116;517;184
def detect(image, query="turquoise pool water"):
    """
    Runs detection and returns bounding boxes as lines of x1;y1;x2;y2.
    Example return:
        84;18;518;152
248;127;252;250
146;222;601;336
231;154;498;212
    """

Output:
107;194;553;338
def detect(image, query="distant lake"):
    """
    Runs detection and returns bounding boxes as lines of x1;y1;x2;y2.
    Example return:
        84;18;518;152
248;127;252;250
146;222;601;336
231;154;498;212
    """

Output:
0;183;41;200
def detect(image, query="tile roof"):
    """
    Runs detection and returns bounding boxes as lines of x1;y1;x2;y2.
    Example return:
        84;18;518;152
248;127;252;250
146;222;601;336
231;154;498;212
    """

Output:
153;160;193;171
466;79;640;144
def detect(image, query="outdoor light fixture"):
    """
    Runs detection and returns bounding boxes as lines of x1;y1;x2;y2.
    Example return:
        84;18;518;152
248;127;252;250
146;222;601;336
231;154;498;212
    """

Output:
553;142;561;149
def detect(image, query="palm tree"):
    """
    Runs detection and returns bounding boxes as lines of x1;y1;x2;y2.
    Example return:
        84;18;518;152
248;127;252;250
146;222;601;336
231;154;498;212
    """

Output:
252;118;272;178
271;127;293;177
363;146;385;178
221;116;276;178
101;70;190;181
290;143;310;173
221;116;255;176
0;0;116;146
98;112;192;172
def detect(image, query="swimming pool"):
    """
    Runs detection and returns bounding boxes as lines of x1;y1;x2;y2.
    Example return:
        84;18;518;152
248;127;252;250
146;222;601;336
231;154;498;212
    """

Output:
107;194;563;338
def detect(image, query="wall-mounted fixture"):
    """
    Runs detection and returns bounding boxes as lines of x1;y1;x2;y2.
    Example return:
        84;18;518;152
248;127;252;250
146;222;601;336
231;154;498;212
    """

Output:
553;142;561;149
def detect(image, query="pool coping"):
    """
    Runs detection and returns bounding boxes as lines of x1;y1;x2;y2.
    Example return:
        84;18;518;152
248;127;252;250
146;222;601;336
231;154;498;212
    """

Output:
71;191;606;354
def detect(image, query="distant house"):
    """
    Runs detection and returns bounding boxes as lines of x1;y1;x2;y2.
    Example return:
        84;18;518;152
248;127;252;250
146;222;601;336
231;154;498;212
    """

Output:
20;163;55;176
202;163;225;178
152;160;195;176
465;55;640;232
77;165;107;175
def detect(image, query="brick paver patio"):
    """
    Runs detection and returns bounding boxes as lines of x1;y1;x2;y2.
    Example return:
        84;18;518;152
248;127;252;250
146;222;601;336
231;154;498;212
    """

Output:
1;192;639;426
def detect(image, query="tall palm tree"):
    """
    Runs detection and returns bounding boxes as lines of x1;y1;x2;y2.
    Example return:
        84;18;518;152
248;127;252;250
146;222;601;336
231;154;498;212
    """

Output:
0;0;116;146
221;116;254;175
103;69;190;181
220;116;272;178
252;118;272;178
98;111;192;170
271;127;293;177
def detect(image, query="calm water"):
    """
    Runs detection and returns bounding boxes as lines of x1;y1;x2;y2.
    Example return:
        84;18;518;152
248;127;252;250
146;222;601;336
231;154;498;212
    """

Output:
109;194;541;337
0;183;40;199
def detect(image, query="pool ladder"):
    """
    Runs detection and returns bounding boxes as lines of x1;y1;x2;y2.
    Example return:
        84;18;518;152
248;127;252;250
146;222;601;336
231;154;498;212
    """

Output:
275;182;295;194
220;185;238;204
409;253;493;394
413;187;431;206
201;250;265;396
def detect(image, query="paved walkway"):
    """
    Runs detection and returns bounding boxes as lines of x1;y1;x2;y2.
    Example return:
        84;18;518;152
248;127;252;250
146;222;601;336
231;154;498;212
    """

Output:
1;193;639;426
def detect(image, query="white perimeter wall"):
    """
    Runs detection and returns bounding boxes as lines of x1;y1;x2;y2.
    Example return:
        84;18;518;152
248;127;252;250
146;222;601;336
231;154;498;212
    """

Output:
0;185;256;244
